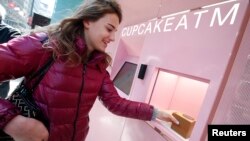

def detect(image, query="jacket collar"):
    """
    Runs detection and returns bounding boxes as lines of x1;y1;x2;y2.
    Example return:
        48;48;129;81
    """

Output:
75;36;107;72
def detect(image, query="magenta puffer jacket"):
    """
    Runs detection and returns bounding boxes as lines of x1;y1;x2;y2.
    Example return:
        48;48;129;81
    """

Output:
0;33;154;141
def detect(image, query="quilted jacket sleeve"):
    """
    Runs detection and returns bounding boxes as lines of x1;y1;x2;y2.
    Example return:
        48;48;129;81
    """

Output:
99;71;154;121
0;33;47;129
0;33;46;81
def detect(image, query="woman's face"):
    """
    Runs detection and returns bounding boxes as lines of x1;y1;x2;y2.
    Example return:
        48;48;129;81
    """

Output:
83;13;119;53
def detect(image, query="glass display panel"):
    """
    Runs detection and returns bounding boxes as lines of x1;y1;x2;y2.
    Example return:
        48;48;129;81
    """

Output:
113;62;137;95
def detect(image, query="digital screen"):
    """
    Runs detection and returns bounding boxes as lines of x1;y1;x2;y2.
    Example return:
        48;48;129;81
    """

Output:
113;62;137;95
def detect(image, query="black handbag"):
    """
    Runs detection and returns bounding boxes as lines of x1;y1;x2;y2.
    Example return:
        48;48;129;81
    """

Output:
0;56;54;140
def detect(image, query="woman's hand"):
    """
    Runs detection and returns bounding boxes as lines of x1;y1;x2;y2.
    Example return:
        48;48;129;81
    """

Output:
155;108;179;125
3;115;49;141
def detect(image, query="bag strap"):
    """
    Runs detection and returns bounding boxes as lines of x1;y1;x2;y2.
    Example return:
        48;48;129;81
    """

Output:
29;56;54;92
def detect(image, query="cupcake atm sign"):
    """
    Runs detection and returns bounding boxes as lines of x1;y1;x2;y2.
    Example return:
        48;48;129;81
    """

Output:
121;1;240;37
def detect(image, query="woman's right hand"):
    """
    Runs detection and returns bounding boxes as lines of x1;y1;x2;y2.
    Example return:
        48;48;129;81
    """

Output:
3;115;49;141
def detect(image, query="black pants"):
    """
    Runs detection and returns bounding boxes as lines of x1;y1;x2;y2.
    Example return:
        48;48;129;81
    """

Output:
0;81;10;98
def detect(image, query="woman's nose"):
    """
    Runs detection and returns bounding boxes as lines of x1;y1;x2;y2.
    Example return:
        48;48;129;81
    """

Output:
110;32;115;41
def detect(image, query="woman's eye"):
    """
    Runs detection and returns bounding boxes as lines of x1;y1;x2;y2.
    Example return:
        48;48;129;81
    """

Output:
107;28;112;32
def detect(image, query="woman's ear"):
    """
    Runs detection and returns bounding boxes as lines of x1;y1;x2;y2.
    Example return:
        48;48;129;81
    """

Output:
83;20;90;29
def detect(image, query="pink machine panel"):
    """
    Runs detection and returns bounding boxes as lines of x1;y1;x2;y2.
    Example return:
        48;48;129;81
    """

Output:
87;0;250;141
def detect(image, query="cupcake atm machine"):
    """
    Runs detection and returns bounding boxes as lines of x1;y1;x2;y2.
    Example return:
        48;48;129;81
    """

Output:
109;0;250;141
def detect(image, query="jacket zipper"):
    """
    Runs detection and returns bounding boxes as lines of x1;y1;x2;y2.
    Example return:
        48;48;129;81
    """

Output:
71;64;87;141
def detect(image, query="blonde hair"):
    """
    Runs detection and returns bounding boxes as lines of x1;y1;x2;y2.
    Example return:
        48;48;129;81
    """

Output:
38;0;122;66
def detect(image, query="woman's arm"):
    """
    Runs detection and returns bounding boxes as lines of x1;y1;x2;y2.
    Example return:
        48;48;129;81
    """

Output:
0;33;47;81
99;71;179;125
99;72;153;120
0;32;50;140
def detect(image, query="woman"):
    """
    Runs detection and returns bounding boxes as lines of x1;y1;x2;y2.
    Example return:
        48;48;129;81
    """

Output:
0;0;179;141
